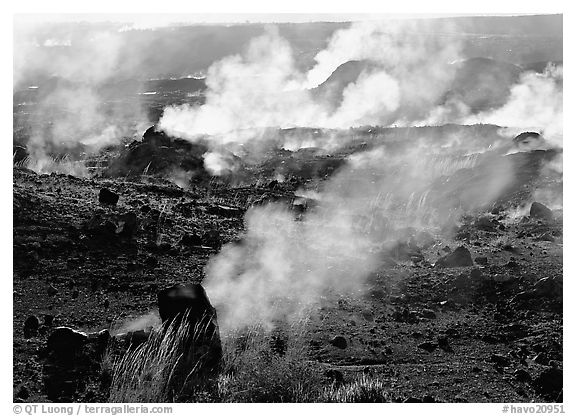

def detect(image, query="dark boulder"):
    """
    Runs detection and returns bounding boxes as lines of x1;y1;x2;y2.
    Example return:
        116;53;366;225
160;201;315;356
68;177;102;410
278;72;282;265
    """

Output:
98;188;119;205
418;341;437;353
533;368;562;401
24;315;40;338
533;277;562;297
47;327;88;356
514;369;532;383
157;284;222;374
530;202;553;221
436;246;473;268
490;353;511;367
329;335;348;349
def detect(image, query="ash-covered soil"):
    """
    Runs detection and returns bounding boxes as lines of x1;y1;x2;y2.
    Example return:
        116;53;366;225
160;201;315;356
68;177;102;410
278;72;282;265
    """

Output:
13;126;562;403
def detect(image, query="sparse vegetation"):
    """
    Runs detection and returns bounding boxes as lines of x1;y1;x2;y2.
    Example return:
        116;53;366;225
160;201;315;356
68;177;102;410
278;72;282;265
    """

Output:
107;318;394;403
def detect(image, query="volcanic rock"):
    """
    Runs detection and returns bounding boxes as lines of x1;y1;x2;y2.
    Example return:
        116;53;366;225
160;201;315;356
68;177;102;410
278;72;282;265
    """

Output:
490;353;510;367
438;336;453;352
436;246;473;268
47;284;58;296
47;327;88;355
329;335;348;349
530;202;553;221
16;385;30;400
98;188;119;205
418;341;437;353
533;277;562;297
24;315;40;338
514;369;532;382
533;368;562;400
44;314;54;326
421;309;437;319
157;283;222;374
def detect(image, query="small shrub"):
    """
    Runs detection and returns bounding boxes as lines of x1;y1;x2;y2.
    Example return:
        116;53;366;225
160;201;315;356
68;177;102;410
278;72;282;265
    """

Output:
321;375;390;403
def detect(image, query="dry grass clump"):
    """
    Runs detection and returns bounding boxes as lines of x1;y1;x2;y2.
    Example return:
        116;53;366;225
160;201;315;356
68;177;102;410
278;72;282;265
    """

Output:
215;321;324;402
320;375;390;403
108;316;392;403
108;313;216;402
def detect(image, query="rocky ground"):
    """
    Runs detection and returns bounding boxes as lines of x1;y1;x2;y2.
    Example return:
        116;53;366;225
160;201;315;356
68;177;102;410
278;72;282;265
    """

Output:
13;127;563;403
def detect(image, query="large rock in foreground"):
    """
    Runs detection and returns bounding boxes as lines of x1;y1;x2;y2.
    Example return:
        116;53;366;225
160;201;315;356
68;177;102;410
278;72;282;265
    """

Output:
158;283;222;375
436;246;474;268
530;202;554;221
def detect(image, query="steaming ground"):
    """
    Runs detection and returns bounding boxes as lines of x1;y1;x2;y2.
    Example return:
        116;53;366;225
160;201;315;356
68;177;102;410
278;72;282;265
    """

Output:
13;15;562;403
13;124;562;402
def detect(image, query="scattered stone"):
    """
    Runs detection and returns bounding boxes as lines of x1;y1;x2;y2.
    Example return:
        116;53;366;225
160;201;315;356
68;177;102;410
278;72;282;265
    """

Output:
98;188;119;205
514;369;532;382
421;309;436;319
475;256;488;265
438;336;453;352
490;353;511;367
24;315;40;338
16;385;30;400
330;336;348;349
530;202;553;221
436;246;473;268
47;284;58;296
44;314;54;327
533;368;562;400
533;277;562;297
47;327;88;355
418;341;437;353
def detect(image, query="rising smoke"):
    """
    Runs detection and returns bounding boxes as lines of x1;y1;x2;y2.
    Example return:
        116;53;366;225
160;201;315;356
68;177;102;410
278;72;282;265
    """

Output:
155;19;563;331
14;21;150;174
204;134;519;331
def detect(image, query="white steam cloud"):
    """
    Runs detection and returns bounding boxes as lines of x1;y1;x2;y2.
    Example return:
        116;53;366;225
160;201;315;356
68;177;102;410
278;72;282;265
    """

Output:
14;24;149;175
158;21;463;173
205;135;517;331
